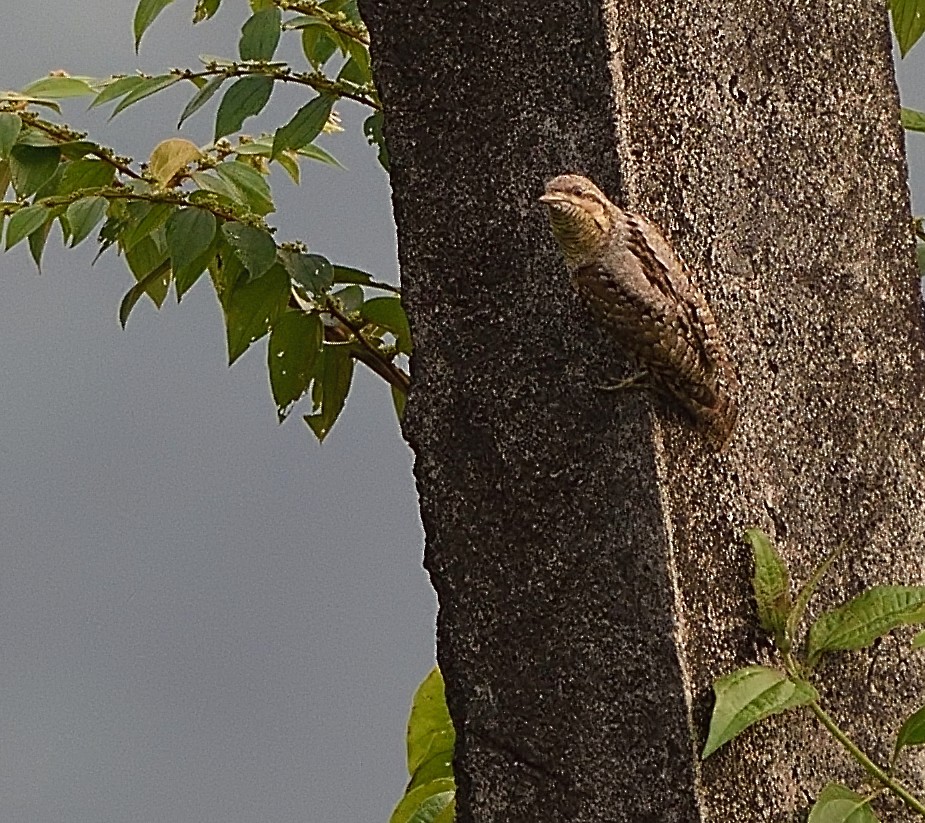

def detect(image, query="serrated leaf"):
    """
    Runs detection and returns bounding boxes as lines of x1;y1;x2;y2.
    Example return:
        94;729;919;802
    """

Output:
269;311;323;419
178;75;226;128
58;158;116;195
807;783;878;823
121;202;174;251
807;586;925;666
892;0;925;57
135;0;176;49
239;8;282;61
272;95;334;160
225;262;290;363
221;222;277;277
215;75;274;140
303;344;353;441
66;196;108;246
213;160;274;214
5;205;51;250
112;74;181;117
787;541;845;648
745;528;791;648
0;113;23;161
21;75;95;99
165;207;218;297
9;144;60;197
281;249;333;294
407;668;455;782
362;296;412;354
120;259;172;327
703;665;817;758
91;75;146;109
389;780;455;823
148;138;202;186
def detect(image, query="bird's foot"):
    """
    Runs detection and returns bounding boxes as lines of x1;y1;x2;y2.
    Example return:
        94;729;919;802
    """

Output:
595;370;649;392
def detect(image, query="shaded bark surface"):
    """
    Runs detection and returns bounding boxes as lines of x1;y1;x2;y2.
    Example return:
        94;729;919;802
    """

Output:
360;0;925;820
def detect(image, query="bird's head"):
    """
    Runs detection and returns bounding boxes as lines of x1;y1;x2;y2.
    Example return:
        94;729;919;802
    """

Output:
539;174;616;269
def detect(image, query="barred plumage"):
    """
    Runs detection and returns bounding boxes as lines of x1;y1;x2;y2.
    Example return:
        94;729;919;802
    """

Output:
540;173;738;450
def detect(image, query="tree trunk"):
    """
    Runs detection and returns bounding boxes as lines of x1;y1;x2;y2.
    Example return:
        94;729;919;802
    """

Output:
359;0;925;819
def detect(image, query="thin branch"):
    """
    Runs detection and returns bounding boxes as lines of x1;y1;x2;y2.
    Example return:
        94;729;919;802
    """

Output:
179;63;380;110
323;300;410;394
273;0;370;46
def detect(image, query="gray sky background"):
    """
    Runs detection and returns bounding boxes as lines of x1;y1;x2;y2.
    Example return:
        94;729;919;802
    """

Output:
0;3;436;823
3;5;925;823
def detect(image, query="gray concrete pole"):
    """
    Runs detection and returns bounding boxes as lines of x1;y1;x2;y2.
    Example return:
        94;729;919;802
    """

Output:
360;1;925;819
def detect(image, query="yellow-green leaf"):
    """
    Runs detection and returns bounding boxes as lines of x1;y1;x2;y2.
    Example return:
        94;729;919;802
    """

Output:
148;138;203;187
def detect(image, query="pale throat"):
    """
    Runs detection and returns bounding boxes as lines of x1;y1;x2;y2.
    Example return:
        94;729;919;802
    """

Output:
547;203;610;269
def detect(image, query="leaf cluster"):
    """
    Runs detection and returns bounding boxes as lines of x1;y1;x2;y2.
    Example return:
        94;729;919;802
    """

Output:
704;530;925;820
0;0;403;441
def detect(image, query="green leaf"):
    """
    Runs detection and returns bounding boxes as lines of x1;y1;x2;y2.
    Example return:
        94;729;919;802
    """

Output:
331;264;375;286
406;668;455;783
301;23;338;68
9;144;60;197
361;296;412;354
913;629;925;649
303;344;354;441
112;74;181;117
272;95;334;160
430;799;456;823
215;75;274;140
121;202;174;251
364;110;389;172
135;0;176;49
703;665;818;758
213;160;274;215
902;107;925;132
178;75;226;128
892;0;925;57
389;780;455;823
745;528;791;649
0;113;23;161
392;385;407;421
225;263;290;363
282;250;333;294
297;142;343;169
807;586;925;666
268;311;323;420
166;208;218;297
239;8;282;61
807;783;878;823
28;217;53;269
894;703;925;763
191;170;245;205
787;540;845;648
221;222;277;278
91;75;146;109
338;41;371;86
58;158;116;195
194;0;221;22
120;259;172;327
5;205;51;250
66;196;108;246
20;75;95;99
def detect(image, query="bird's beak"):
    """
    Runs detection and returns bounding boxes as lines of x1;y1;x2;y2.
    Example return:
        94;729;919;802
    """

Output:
539;192;565;205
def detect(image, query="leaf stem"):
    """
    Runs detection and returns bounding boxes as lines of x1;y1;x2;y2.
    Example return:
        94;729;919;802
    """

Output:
807;701;925;817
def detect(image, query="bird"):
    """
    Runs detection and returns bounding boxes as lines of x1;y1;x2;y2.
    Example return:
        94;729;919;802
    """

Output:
539;173;739;450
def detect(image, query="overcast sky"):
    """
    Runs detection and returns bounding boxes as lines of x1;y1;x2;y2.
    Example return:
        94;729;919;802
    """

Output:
0;3;436;823
2;5;925;823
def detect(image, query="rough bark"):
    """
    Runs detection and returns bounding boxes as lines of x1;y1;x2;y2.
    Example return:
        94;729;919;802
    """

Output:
359;0;925;820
